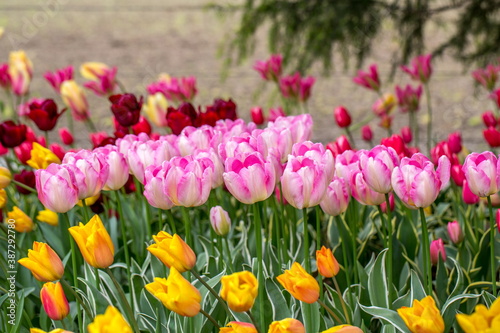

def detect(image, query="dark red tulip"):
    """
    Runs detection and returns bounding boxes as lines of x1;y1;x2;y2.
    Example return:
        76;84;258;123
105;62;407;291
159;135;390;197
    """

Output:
109;93;143;127
484;126;500;147
113;116;152;137
0;121;27;148
211;98;237;120
195;110;219;127
28;99;65;131
14;169;36;195
166;103;196;135
333;106;352;128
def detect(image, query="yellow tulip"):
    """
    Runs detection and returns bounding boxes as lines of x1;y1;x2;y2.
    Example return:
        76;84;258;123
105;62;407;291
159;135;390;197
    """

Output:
322;325;363;333
27;143;61;170
145;267;201;317
60;80;89;121
87;305;132;333
147;231;196;273
69;215;114;269
456;297;500;333
268;318;305;333
80;62;110;80
7;206;34;232
219;321;257;333
40;281;69;321
0;27;4;39
277;262;320;304
30;329;73;333
0;166;12;188
18;241;64;282
8;50;33;96
76;194;100;207
316;246;340;278
143;93;169;127
0;189;7;209
36;209;58;226
220;271;258;312
397;296;444;333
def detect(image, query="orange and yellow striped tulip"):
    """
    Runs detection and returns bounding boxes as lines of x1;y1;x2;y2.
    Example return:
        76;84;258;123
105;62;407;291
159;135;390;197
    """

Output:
18;241;64;282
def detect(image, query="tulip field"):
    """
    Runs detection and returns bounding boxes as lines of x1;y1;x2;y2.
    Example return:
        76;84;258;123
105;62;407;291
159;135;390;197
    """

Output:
1;49;500;333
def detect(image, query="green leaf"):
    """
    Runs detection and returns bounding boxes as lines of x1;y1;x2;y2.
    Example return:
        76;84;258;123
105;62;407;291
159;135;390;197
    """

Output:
265;279;291;320
368;249;389;308
359;304;411;333
441;293;481;332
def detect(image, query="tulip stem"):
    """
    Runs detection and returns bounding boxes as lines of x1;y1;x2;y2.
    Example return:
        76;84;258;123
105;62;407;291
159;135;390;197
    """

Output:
345;127;356;149
302;208;310;271
419;208;433;295
223;237;235;273
105;267;141;333
11;179;36;193
181;207;192;248
334;215;354;307
487;196;497;296
190;269;233;318
199;308;220;329
246;310;262;333
424;82;433;154
114;191;133;312
253;203;266;333
63;213;83;332
317;299;343;324
385;193;394;307
333;276;351;325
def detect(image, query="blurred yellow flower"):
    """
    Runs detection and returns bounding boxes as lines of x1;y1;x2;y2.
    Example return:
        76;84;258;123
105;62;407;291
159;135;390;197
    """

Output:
37;209;58;226
0;166;12;188
27;143;61;169
87;306;132;333
7;206;34;232
456;297;500;333
0;189;7;209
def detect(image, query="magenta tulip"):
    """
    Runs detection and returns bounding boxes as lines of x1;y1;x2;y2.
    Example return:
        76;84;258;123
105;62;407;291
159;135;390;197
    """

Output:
401;54;432;83
353;64;380;91
462;180;480;205
430;239;446;265
333;106;352;128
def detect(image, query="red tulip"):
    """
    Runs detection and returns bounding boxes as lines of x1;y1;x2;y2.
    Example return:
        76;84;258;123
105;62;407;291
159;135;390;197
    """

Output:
333;106;351;128
450;164;465;187
49;143;66;161
447;132;462;154
13;170;35;195
109;93;143;127
166;102;196;135
483;126;500;147
59;128;74;145
380;135;410;158
0;121;27;148
251;107;265;125
361;125;373;142
482;111;497;127
28;99;66;131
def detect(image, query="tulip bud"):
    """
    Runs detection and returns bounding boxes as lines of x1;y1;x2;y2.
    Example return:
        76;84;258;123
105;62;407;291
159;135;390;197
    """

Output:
145;267;201;317
400;126;412;144
220;322;257;333
277;262;320;304
210;206;231;236
482;111;497;127
483;126;500;147
268;318;305;333
430;238;447;265
18;242;64;282
36;209;59;226
447;132;462;154
316;246;340;278
380;193;395;213
447;221;463;245
333;106;351;128
0;166;12;188
88;305;132;332
7;206;33;232
450;164;465;187
147;231;196;272
58;128;74;145
40;281;69;321
60;80;89;121
220;271;258;312
361;125;373;142
250;106;265;125
462;180;480;205
69;215;115;269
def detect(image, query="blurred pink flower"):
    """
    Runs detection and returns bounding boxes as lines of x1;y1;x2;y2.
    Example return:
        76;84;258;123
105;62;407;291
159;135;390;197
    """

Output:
147;76;197;103
472;64;499;91
279;72;315;102
44;66;74;92
430;238;446;265
253;54;283;81
395;84;422;113
401;54;432;83
353;64;380;91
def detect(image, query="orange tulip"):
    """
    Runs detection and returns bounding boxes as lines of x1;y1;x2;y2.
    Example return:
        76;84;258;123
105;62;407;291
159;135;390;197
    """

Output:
268;318;305;333
7;206;34;232
220;271;258;312
40;281;69;321
322;325;364;333
316;246;340;278
277;262;319;304
147;231;196;272
219;321;257;333
18;241;64;282
69;215;114;269
145;267;201;317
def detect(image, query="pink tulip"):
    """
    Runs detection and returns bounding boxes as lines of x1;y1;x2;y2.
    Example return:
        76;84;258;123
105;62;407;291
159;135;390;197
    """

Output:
279;72;315;102
63;150;109;199
482;111;497;127
268;107;286;122
334;150;359;179
253;54;283;81
320;177;350;216
269;114;313;144
83;66;117;96
361;125;373;142
353;64;380;91
126;139;171;184
462;180;480;205
472;65;499;91
93;145;129;191
58;127;74;146
210;206;231;236
496;209;500;233
391;153;450;209
0;63;10;90
400;126;412;144
359;145;400;194
462;152;500;197
143;162;174;210
291;141;334;182
334;106;352;128
218;133;258;161
401;54;432;83
254;127;293;163
350;170;385;206
447;221;463;244
44;66;74;92
395;84;422;113
281;155;328;209
223;152;276;204
147;76;197;103
35;164;79;213
251;106;265;125
380;193;395;213
164;156;212;207
177;125;218;156
430;238;446;265
193;148;224;188
447;132;462;154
